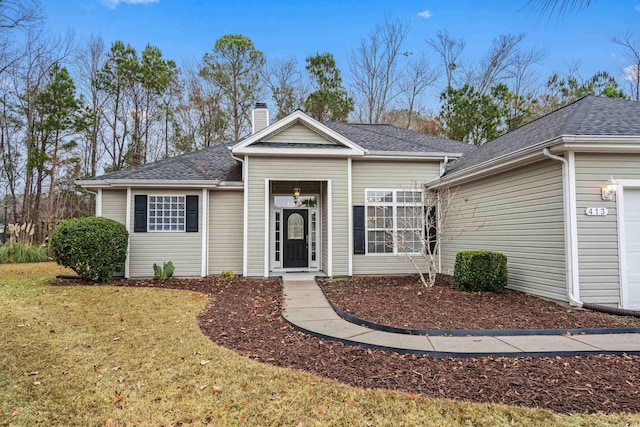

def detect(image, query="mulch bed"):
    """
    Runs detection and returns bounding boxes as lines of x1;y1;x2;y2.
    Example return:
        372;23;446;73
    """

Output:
318;275;640;330
55;277;640;414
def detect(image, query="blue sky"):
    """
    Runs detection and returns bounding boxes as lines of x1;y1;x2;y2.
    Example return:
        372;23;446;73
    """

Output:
45;0;639;99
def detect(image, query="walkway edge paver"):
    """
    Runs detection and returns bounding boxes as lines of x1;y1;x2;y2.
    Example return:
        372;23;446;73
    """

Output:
280;275;640;359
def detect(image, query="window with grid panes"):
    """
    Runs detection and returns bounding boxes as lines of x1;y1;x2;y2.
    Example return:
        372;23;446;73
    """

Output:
365;190;423;254
148;195;186;231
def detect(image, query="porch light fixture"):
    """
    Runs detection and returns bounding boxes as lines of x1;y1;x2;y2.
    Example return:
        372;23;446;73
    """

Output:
293;187;301;203
601;176;617;201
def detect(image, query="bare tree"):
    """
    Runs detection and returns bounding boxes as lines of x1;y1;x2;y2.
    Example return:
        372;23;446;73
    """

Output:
0;0;43;76
505;47;547;100
426;30;465;89
525;0;593;16
612;29;640;101
466;33;527;95
398;54;438;129
75;34;106;177
349;18;409;123
394;183;483;288
261;56;308;121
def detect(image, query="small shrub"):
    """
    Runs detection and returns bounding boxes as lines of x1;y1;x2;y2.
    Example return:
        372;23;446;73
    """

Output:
453;250;508;293
0;242;48;263
221;270;234;278
153;261;175;279
50;216;128;282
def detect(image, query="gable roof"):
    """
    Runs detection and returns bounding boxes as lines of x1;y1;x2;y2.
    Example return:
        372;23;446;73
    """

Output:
81;143;242;185
445;95;640;176
324;121;475;155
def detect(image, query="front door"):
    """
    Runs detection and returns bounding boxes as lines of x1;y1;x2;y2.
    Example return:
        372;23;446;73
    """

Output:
283;209;308;268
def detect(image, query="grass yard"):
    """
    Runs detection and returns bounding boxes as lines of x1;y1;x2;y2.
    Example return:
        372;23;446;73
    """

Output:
1;263;639;426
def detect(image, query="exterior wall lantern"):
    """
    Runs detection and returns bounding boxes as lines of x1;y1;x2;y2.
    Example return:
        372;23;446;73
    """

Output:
601;176;618;201
293;187;301;204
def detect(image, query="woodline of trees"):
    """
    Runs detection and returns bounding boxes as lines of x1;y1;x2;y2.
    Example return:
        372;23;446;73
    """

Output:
0;1;638;241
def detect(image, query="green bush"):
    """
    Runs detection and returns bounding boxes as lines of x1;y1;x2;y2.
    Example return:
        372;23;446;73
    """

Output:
50;216;128;282
153;261;175;279
221;270;234;278
453;250;508;293
0;242;48;263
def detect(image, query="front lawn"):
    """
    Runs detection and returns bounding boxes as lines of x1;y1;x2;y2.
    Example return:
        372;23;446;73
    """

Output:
1;264;639;426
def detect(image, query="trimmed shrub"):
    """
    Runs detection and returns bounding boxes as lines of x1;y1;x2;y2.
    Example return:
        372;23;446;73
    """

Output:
0;242;48;263
221;270;234;278
50;216;128;282
453;250;508;293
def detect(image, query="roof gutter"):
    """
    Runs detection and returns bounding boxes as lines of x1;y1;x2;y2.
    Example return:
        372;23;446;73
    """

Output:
75;179;243;189
364;150;463;160
542;148;582;308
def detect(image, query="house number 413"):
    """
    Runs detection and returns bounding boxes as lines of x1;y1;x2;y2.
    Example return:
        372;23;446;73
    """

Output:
585;207;608;216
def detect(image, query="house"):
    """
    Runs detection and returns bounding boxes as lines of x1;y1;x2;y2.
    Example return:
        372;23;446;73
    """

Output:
430;95;640;310
78;96;640;311
77;104;473;279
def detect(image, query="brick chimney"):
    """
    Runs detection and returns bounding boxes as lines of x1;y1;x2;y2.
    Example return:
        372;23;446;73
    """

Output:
251;102;269;134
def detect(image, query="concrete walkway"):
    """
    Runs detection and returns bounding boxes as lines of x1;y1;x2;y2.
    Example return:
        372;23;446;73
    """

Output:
280;274;640;358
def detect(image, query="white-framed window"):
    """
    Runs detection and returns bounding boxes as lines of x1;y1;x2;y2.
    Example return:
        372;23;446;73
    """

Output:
365;189;423;255
148;195;186;232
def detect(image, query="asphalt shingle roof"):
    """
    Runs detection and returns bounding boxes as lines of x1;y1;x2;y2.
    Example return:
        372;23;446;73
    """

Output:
324;122;476;154
446;95;640;175
89;122;475;182
88;143;242;182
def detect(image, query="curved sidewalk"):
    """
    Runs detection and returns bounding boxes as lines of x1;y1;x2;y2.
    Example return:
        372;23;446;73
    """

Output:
280;274;640;358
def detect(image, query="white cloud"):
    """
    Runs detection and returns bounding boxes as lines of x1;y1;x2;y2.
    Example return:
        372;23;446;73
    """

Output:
624;64;639;82
417;9;432;19
102;0;159;9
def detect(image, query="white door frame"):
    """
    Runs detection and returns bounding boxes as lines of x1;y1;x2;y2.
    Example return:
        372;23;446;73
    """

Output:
616;179;640;309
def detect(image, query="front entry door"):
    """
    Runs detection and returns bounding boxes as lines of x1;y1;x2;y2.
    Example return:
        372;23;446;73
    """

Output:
283;209;308;268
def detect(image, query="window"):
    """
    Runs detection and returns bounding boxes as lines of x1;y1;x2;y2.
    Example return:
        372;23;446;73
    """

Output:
365;189;423;254
148;195;186;231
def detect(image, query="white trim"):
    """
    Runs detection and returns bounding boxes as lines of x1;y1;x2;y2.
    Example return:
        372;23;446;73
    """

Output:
617;184;627;308
125;187;131;279
347;158;353;276
201;189;208;277
327;179;333;276
561;143;640;153
567;151;580;301
264;179;269;277
616;179;640;309
233;146;362;157
364;151;462;159
231;110;365;155
242;156;248;277
96;189;103;216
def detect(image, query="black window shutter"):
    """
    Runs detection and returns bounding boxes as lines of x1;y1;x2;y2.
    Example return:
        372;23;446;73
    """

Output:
134;195;147;232
186;195;199;232
425;206;437;253
353;206;365;255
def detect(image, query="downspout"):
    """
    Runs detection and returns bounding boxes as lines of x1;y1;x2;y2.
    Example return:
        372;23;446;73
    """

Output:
436;156;447;274
542;148;582;307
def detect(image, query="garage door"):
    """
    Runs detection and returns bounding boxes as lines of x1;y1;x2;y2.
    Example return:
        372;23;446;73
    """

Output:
624;188;640;309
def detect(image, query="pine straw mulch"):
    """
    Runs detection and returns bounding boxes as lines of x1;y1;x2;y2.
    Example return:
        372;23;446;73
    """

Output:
55;276;640;415
318;274;640;330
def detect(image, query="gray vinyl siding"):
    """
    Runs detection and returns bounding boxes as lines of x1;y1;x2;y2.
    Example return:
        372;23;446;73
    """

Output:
265;123;334;144
246;157;348;276
575;153;640;304
209;190;243;275
440;160;567;301
352;160;441;275
129;189;202;278
101;190;126;224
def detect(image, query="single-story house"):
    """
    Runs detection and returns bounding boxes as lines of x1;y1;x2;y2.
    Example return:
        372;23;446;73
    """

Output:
78;96;640;310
